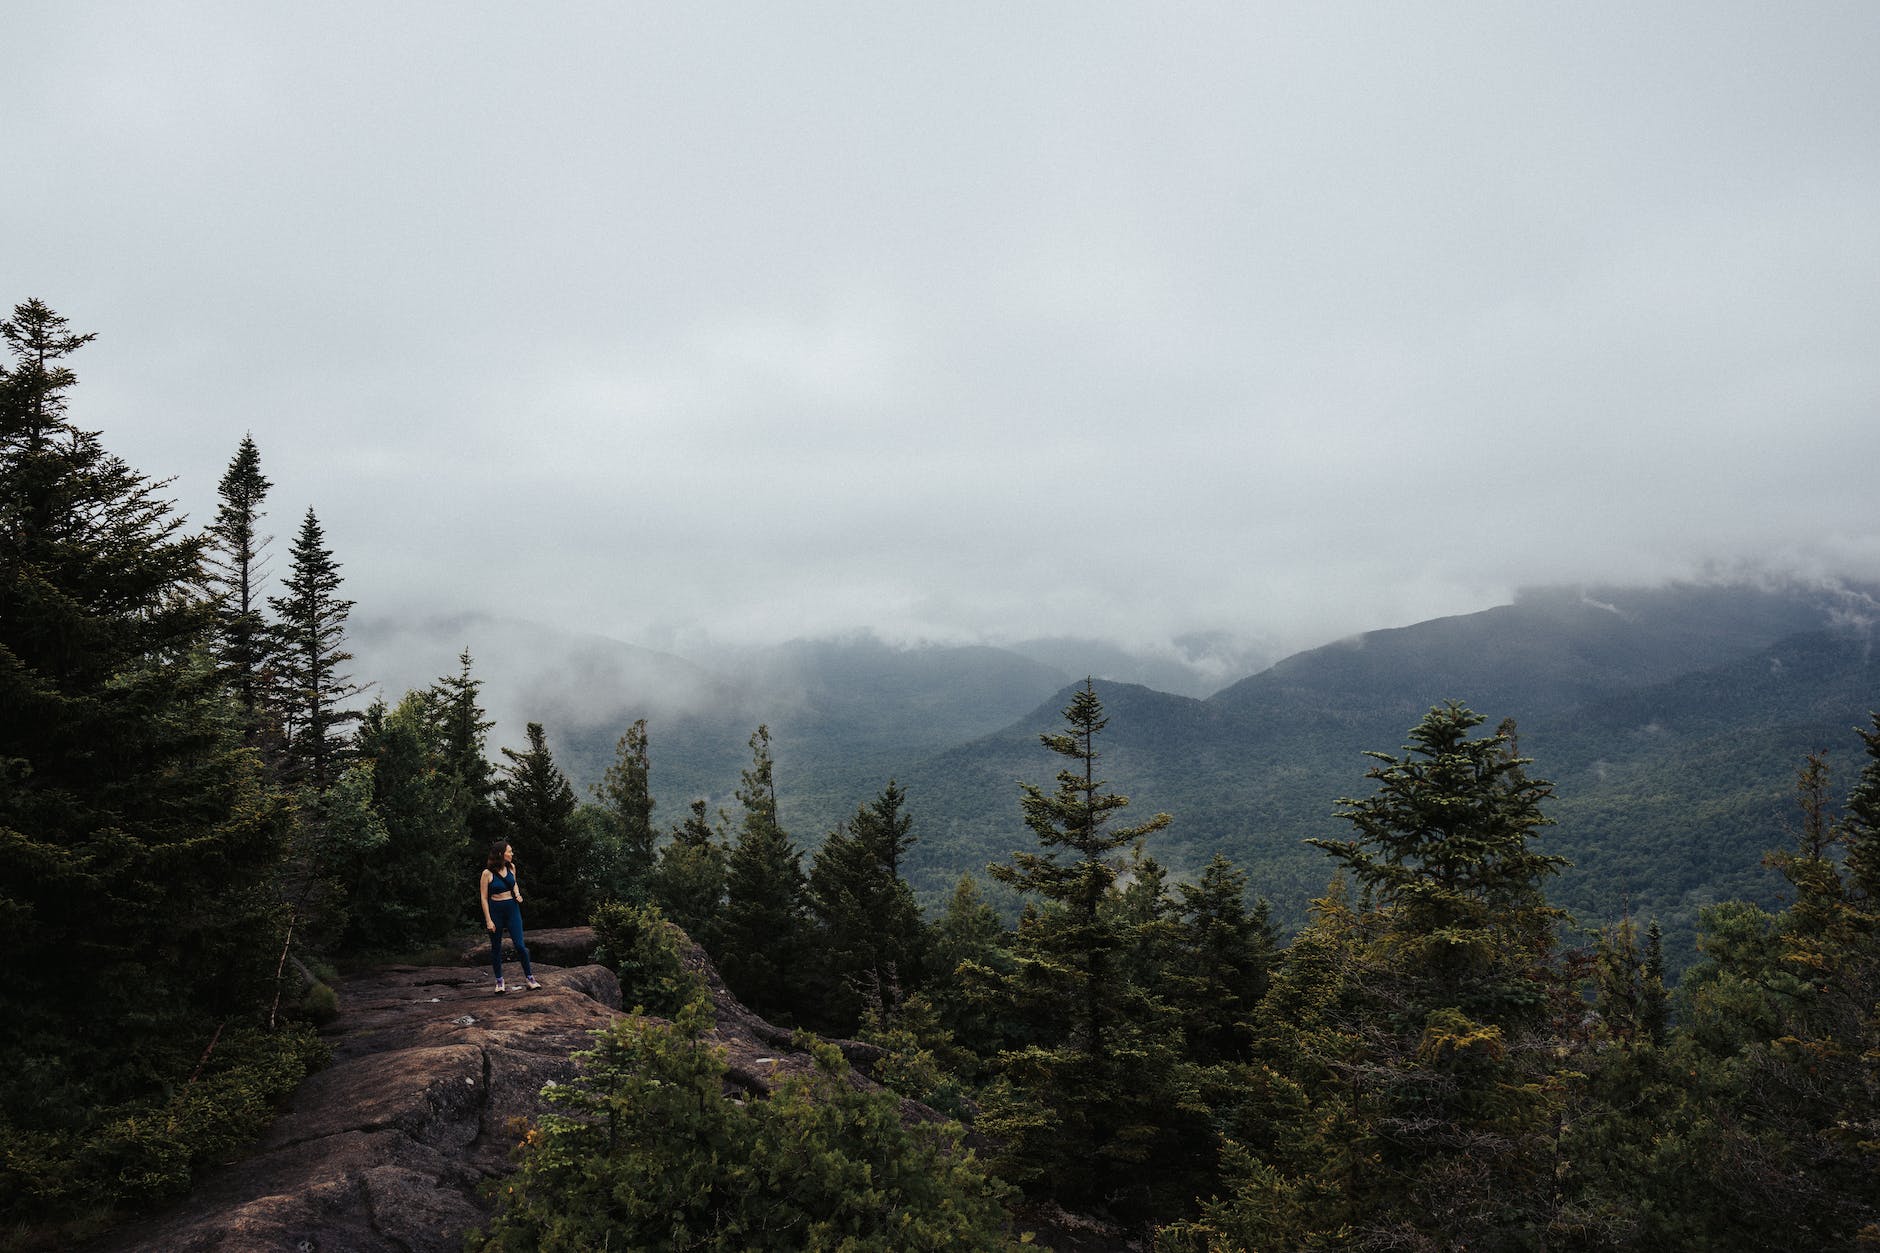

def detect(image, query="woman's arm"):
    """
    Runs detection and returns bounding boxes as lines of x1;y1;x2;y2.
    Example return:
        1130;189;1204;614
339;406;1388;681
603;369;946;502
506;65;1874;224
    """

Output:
480;869;495;930
511;865;522;903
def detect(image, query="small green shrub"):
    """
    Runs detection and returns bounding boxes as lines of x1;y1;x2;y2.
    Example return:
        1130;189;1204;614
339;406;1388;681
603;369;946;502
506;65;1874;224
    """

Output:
470;1003;1023;1252
588;900;706;1017
0;1023;327;1229
299;980;340;1024
856;996;977;1120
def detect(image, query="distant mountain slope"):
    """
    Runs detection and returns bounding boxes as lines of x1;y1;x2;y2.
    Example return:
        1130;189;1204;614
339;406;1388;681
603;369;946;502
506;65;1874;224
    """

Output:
1534;625;1880;960
897;582;1879;969
673;635;1074;825
1210;582;1852;723
1003;633;1279;699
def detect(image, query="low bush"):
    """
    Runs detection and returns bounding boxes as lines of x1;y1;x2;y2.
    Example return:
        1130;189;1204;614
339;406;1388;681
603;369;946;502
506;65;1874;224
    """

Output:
470;1001;1023;1251
588;899;706;1017
0;1023;327;1232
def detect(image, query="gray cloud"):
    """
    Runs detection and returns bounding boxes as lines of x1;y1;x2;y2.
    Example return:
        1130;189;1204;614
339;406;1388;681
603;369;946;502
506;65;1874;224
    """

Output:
7;3;1878;660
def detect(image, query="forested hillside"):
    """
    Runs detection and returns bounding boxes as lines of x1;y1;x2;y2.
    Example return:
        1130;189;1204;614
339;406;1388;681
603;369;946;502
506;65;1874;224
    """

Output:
384;580;1878;970
898;587;1879;964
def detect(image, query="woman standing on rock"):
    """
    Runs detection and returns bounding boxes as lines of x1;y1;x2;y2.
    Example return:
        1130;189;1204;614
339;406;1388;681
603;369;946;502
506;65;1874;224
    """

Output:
481;841;541;994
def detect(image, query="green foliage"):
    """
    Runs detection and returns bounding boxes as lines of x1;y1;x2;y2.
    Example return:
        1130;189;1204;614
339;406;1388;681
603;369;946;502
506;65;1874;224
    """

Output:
471;1001;1022;1252
267;506;363;793
1596;737;1880;1249
720;726;810;1021
973;681;1215;1220
1168;854;1277;1064
299;978;340;1024
495;721;591;927
804;781;929;1034
1310;705;1568;1023
855;995;978;1120
925;873;1014;1061
652;797;729;949
203;433;275;741
1202;706;1580;1251
1589;913;1668;1047
591;718;658;905
0;301;298;1199
429;648;502;859
588;899;705;1018
339;691;472;954
0;1023;325;1228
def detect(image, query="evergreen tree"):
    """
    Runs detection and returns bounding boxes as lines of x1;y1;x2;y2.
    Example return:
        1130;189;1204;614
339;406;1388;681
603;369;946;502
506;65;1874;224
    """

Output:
0;300;315;1221
1640;740;1880;1247
1588;912;1667;1048
592;717;657;905
719;725;809;1021
1845;711;1880;903
977;681;1202;1218
1641;920;1669;1044
203;434;275;739
494;721;589;927
342;692;471;953
267;507;362;793
428;647;500;860
1107;851;1185;1017
1309;705;1568;1026
1169;853;1277;1064
1283;703;1576;1249
1164;880;1373;1252
927;872;1013;1061
804;781;929;1034
988;681;1173;1062
652;798;729;950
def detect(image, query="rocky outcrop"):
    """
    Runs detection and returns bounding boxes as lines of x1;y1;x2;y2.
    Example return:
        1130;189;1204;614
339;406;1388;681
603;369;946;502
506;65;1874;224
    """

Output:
84;928;959;1253
86;959;618;1253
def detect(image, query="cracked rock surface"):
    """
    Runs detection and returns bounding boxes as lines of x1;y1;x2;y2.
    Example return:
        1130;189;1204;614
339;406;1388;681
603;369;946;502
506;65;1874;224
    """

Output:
85;960;620;1253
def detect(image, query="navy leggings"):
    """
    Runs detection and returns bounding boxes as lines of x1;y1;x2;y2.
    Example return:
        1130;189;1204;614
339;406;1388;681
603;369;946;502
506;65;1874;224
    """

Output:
488;898;533;979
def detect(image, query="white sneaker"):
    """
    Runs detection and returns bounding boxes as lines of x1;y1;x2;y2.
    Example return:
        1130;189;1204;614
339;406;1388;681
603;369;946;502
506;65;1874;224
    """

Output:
494;980;507;994
525;977;541;990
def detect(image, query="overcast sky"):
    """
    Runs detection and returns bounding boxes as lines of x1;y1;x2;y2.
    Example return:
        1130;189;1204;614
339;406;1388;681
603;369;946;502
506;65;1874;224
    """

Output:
7;3;1879;662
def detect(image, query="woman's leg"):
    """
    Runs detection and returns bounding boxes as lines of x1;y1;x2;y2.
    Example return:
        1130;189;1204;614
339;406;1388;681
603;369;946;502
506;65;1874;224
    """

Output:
505;905;534;979
488;907;505;981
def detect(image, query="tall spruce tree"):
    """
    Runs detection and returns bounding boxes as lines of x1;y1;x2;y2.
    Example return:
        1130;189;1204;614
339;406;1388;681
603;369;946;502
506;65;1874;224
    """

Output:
1847;711;1880;903
804;781;928;1033
1169;853;1277;1064
495;721;590;927
429;647;500;860
1295;703;1575;1249
987;681;1172;1064
0;300;309;1218
926;873;1013;1059
652;798;729;951
593;718;657;905
204;434;274;739
268;507;362;792
719;725;809;1022
977;681;1201;1217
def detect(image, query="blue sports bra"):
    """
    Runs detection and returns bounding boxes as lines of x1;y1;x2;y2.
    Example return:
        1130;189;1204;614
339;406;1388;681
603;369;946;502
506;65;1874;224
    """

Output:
487;869;517;899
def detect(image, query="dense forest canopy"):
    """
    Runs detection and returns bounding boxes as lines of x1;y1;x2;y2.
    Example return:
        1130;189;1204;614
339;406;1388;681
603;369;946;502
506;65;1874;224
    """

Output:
3;299;1876;1249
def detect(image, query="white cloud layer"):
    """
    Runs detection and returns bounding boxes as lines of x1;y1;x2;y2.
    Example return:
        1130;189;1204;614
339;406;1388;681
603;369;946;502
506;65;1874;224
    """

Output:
6;3;1878;657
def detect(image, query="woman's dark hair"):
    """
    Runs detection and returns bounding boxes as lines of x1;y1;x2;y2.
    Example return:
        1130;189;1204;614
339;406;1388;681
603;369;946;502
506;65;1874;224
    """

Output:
486;841;511;872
